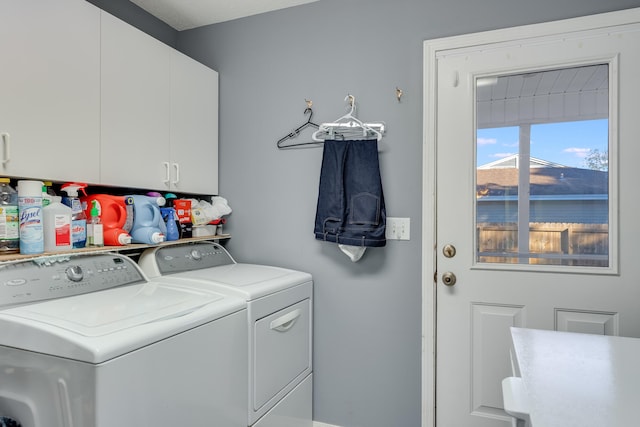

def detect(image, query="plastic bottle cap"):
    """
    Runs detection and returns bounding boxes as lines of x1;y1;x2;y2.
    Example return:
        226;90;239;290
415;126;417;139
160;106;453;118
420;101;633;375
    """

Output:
90;200;100;217
145;192;165;206
18;180;44;196
151;232;165;243
119;234;132;245
0;178;9;183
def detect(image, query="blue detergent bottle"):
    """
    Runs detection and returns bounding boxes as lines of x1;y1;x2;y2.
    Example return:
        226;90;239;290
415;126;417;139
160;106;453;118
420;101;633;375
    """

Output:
128;195;166;244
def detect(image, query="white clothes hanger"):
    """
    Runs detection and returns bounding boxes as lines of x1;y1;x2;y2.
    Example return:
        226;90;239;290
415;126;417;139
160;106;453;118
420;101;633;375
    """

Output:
312;95;385;142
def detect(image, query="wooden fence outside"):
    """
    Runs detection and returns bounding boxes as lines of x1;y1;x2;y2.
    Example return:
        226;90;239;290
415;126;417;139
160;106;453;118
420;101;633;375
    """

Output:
477;222;609;266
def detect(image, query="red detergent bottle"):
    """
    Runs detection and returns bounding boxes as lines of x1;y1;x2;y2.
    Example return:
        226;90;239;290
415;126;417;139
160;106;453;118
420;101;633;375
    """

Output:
81;194;133;246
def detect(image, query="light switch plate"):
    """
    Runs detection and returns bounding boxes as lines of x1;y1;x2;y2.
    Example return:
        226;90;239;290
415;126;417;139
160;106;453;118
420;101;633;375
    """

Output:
386;217;410;240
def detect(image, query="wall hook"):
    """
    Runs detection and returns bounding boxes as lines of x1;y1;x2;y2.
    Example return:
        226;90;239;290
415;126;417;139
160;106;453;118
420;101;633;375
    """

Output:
305;99;313;109
396;87;403;102
345;94;355;107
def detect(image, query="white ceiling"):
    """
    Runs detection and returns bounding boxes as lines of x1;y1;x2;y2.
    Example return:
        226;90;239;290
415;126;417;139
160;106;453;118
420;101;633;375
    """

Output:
476;64;609;129
129;0;319;30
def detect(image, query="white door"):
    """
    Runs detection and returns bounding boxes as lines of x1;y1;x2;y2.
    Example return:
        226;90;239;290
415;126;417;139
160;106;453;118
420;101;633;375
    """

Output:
431;13;640;427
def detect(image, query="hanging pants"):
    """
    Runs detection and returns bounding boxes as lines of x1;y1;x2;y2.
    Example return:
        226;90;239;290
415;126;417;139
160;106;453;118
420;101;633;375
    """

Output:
314;139;386;247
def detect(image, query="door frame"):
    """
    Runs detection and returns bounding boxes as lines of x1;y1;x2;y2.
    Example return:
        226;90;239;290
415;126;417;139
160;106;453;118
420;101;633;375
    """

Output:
421;7;640;427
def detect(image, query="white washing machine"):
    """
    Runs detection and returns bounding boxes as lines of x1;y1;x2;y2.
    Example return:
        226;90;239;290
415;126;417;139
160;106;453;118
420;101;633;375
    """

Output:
0;252;247;427
138;241;313;427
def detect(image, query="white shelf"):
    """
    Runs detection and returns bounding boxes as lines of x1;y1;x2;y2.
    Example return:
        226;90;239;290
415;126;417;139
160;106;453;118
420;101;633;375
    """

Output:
0;235;230;263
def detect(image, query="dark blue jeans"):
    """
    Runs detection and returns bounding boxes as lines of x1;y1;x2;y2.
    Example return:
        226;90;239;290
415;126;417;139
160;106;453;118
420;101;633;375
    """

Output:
314;139;386;247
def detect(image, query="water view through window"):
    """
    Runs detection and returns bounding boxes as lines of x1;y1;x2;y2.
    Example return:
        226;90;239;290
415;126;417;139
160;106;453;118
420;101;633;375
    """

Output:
475;64;610;267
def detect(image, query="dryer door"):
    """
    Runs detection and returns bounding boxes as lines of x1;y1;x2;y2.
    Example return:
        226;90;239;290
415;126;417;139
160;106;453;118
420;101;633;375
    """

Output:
254;298;311;411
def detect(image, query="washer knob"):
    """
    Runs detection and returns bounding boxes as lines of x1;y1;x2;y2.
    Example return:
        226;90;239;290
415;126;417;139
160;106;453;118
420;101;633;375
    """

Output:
65;265;84;282
190;249;202;260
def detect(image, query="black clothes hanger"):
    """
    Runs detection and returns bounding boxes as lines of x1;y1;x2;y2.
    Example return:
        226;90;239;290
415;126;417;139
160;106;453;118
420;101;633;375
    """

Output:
277;107;322;149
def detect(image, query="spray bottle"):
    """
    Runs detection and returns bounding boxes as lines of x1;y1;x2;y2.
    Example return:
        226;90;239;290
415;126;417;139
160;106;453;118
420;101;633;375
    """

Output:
61;183;87;249
160;207;180;241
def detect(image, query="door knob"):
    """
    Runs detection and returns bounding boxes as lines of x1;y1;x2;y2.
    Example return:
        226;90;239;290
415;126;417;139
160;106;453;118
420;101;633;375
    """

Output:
442;272;457;286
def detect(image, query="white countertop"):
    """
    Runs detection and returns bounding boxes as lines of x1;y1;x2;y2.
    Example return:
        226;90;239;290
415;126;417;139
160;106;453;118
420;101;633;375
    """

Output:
510;327;640;427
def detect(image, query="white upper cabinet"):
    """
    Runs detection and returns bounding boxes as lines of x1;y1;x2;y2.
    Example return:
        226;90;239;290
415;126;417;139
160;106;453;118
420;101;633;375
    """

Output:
100;12;172;190
100;12;219;195
0;3;218;194
170;51;219;195
0;0;100;182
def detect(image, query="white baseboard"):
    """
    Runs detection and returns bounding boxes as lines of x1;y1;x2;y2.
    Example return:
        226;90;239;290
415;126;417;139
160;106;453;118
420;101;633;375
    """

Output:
314;422;342;427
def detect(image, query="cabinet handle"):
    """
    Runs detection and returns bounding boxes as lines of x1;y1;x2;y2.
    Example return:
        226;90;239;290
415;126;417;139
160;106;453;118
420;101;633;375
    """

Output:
163;161;170;186
173;163;180;186
1;133;10;165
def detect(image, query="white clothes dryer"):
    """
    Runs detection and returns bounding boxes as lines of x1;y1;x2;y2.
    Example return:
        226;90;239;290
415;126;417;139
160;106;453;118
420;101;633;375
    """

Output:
0;252;247;427
138;241;313;427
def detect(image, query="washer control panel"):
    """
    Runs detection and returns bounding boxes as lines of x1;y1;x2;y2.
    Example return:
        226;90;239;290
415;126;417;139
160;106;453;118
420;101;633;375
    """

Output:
154;242;235;274
0;253;146;307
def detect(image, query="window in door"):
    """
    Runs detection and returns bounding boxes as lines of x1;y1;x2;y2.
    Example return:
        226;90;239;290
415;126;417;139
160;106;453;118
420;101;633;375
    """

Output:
475;64;610;267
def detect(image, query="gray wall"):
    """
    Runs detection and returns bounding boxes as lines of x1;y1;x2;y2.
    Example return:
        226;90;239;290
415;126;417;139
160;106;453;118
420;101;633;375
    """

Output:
93;1;640;426
176;2;640;426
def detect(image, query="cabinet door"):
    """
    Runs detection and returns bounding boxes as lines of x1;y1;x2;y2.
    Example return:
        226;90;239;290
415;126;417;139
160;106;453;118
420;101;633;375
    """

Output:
0;0;100;182
170;51;219;195
100;12;171;190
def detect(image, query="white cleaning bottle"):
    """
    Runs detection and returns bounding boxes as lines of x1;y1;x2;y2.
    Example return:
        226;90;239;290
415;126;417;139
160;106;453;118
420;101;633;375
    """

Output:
43;196;73;252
